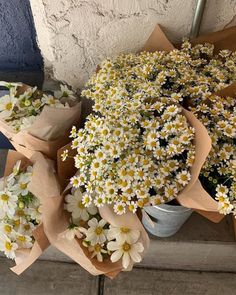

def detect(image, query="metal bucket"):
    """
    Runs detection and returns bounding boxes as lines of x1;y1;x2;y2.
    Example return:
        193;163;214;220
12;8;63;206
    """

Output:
142;204;193;237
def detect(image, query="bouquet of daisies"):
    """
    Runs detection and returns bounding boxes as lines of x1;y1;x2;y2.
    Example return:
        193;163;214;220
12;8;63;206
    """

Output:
189;84;236;217
0;150;49;274
0;82;81;159
60;30;215;220
62;187;148;273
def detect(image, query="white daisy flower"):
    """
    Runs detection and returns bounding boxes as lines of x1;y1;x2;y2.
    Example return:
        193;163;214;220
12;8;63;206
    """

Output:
54;85;75;99
107;225;140;243
0;190;17;219
0;223;15;239
107;239;144;269
26;199;42;223
88;243;107;262
11;173;30;196
218;201;234;215
86;218;108;246
113;202;126;215
0;95;17;119
65;189;97;221
176;170;191;186
0;233;18;259
16;234;33;249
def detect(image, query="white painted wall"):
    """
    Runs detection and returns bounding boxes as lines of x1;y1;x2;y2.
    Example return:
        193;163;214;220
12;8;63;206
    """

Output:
29;0;236;89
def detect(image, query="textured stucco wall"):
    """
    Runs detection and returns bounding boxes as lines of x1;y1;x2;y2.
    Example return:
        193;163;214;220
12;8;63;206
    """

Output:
30;0;236;89
0;0;42;70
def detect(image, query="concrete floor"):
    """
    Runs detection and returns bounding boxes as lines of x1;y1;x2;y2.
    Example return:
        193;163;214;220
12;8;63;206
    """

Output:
0;257;236;295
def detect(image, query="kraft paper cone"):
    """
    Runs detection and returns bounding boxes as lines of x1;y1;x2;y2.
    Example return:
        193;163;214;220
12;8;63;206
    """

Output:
0;84;82;160
190;25;236;54
2;150;50;274
176;109;224;223
215;81;236;98
30;153;149;277
11;130;73;160
28;154;122;277
141;24;175;53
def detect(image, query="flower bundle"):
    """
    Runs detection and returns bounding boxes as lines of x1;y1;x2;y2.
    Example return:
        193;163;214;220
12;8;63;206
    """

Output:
0;151;49;274
189;91;236;216
0;82;81;159
0;82;75;132
0;159;41;259
67;100;195;214
64;188;144;269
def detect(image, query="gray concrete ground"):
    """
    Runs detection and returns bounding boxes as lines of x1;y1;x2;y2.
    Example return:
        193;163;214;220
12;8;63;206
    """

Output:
0;257;236;295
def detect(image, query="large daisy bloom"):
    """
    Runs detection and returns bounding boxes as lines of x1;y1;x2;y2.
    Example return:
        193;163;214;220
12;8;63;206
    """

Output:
0;95;17;119
0;190;18;219
11;173;31;196
88;243;107;262
86;218;108;246
107;239;144;269
0;233;18;259
107;225;140;244
65;189;97;221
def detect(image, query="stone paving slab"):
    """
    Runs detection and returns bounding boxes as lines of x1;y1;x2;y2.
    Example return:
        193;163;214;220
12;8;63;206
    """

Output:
103;268;236;295
1;256;236;295
0;257;98;295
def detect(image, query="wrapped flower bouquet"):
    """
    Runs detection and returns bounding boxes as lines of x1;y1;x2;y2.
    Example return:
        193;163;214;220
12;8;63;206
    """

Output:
0;150;49;274
0;82;81;159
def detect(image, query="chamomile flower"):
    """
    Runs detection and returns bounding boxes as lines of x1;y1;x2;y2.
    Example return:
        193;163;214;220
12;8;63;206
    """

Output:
65;189;97;221
88;243;107;262
107;239;144;269
85;218;108;246
107;225;140;243
0;190;17;219
0;95;17;119
0;234;18;259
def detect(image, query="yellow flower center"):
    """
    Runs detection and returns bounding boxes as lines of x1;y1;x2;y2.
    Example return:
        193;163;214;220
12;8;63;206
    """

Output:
14;219;20;226
120;227;130;234
23;223;30;231
20;183;27;190
122;242;131;252
94;244;102;252
4;225;12;234
5;102;13;111
18;236;26;242
180;175;188;181
1;194;9;201
95;226;103;235
78;201;85;209
17;210;25;217
5;242;12;251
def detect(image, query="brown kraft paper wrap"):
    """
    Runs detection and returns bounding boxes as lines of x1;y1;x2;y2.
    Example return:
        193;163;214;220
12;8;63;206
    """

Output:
0;84;82;160
1;150;50;275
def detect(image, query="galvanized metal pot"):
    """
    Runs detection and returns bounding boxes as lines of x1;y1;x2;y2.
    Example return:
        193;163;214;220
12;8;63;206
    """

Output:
142;204;193;237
